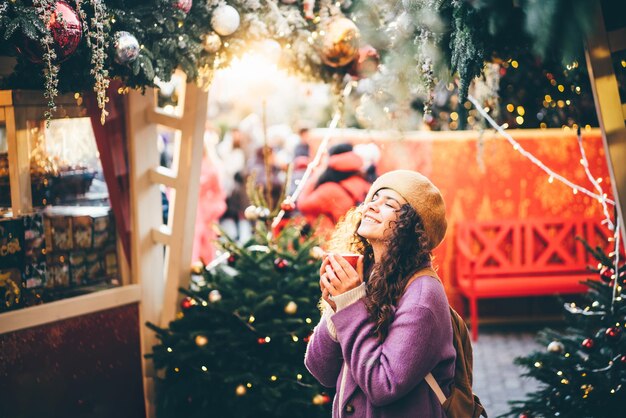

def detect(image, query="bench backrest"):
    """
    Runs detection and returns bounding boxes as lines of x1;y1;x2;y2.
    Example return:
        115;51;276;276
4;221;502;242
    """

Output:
455;218;612;278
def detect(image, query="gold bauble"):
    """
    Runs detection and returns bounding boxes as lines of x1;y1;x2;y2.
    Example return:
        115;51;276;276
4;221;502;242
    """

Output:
312;394;325;405
235;384;247;396
319;17;360;68
195;335;209;347
202;31;222;53
284;301;298;315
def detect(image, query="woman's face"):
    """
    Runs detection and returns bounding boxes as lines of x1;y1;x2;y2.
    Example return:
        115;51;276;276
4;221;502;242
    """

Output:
357;188;406;242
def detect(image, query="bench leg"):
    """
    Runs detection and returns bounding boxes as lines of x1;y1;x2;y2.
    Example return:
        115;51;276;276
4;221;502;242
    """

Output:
470;296;478;341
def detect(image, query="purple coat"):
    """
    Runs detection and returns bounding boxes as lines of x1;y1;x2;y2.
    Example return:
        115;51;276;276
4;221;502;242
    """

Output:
305;275;455;418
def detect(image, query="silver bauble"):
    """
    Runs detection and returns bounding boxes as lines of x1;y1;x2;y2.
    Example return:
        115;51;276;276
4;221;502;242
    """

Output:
547;341;565;353
244;205;259;221
255;207;271;220
211;5;240;36
202;31;222;53
113;31;140;65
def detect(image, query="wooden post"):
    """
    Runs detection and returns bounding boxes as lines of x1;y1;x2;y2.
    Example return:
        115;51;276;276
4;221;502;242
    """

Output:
127;80;208;417
585;1;626;240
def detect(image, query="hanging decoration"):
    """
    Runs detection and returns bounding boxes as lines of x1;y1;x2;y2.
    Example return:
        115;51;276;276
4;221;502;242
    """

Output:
347;45;380;79
17;0;82;64
202;31;222;53
174;0;193;14
211;4;240;37
113;31;140;65
319;17;360;68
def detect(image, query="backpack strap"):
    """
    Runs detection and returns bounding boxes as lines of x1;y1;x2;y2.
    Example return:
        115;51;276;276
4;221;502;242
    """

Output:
425;373;447;404
404;267;449;406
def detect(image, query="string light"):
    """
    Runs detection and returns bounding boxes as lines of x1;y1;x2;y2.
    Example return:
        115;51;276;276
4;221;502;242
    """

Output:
272;81;353;229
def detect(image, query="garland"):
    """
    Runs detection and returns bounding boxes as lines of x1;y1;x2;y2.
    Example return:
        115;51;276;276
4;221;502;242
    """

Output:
0;0;597;124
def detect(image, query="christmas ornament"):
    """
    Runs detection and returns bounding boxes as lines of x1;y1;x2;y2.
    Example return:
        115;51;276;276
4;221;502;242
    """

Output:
235;384;247;396
284;301;298;315
280;200;296;212
303;333;312;343
310;246;325;259
518;414;530;418
600;266;614;283
547;341;564;353
17;1;82;63
211;5;240;37
202;31;222;53
319;17;360;68
605;326;622;342
174;0;192;13
255;206;271;220
274;257;289;270
620;355;626;364
258;337;269;344
348;45;380;79
190;261;204;274
312;393;331;405
227;254;237;266
181;296;196;310
581;338;594;351
113;31;140;65
244;205;259;221
195;334;209;347
208;289;222;303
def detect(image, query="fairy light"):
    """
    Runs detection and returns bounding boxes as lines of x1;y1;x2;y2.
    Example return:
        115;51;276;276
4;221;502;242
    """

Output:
467;94;615;205
272;81;353;229
469;93;625;310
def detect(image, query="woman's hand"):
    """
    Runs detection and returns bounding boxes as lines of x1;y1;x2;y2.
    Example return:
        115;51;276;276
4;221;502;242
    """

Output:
320;253;363;297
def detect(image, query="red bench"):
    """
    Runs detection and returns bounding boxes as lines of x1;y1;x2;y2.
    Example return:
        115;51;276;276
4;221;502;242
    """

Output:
455;218;610;340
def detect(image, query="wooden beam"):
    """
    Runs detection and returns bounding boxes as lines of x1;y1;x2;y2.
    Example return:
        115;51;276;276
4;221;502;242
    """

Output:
151;224;172;246
585;2;626;241
149;165;178;189
159;84;208;327
0;285;140;334
145;109;184;131
5;103;32;214
127;88;164;418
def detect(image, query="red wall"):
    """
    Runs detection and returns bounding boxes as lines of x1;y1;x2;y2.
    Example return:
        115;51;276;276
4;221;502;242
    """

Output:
310;128;614;305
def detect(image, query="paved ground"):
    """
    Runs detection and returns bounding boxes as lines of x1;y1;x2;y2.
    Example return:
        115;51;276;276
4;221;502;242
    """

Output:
472;325;543;417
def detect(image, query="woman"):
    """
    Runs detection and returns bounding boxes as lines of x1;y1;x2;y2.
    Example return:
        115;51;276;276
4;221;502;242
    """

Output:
304;170;455;418
298;143;371;240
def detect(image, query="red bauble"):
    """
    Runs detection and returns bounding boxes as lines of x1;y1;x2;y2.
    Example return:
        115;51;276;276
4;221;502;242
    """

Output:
280;200;296;212
227;254;237;266
519;414;531;418
257;337;268;345
17;1;82;63
599;266;614;283
347;45;380;79
320;393;331;404
181;296;196;310
274;258;289;270
620;355;626;364
605;326;623;342
303;333;312;343
174;0;193;13
582;338;595;350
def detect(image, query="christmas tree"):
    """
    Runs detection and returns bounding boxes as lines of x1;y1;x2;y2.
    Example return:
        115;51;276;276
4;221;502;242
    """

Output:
503;238;626;418
146;216;332;418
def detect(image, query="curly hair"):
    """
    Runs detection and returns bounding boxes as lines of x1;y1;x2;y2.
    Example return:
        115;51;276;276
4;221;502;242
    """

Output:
327;204;431;340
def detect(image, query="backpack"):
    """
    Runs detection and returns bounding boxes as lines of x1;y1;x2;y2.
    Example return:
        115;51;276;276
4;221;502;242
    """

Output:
406;268;488;418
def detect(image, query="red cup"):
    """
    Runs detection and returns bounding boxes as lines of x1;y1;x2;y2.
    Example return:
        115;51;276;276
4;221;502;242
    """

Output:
339;253;360;269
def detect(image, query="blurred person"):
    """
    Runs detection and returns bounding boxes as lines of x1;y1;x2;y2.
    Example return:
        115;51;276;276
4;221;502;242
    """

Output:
192;127;227;263
354;142;381;183
297;143;371;241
